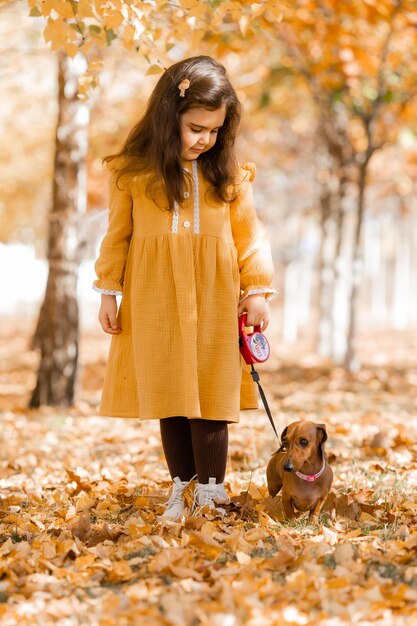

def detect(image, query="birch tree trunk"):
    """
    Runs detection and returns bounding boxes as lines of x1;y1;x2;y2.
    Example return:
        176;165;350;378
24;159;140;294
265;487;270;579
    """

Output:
345;156;371;372
316;183;335;357
30;52;89;407
392;210;411;329
330;166;349;363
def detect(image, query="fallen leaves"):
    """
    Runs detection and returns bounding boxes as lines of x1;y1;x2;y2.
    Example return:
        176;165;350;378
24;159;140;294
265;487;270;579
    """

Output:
2;325;417;624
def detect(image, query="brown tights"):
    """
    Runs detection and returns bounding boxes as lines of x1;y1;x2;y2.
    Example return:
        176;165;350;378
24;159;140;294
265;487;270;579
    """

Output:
160;416;228;484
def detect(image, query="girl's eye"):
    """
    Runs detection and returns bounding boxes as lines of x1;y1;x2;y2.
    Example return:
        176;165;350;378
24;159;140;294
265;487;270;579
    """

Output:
190;128;219;134
300;439;308;447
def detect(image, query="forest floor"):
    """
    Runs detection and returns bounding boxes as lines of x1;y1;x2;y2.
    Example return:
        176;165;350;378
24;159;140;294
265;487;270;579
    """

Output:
1;311;417;625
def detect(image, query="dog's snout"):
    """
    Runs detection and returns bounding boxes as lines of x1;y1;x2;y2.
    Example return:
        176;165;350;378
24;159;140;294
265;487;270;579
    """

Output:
283;460;294;472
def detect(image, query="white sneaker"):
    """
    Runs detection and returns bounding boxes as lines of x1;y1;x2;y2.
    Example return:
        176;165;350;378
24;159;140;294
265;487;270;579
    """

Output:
193;477;230;516
160;476;195;521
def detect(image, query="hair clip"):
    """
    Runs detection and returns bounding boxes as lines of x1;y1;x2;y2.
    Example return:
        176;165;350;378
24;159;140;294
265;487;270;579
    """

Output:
178;79;190;97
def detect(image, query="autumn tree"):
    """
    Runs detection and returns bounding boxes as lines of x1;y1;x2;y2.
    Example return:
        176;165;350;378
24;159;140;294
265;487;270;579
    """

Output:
30;51;89;406
274;0;417;369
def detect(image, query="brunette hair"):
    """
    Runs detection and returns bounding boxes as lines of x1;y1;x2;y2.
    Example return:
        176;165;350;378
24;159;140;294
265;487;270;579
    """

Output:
104;55;242;208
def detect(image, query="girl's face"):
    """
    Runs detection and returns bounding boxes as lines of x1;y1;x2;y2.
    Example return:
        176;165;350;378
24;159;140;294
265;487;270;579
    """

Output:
180;105;226;160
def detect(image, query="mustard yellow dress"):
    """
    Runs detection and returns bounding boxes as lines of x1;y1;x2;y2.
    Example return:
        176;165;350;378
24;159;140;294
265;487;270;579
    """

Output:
93;159;276;422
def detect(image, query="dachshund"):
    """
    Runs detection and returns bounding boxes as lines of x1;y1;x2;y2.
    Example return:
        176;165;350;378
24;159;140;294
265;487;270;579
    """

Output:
266;421;333;524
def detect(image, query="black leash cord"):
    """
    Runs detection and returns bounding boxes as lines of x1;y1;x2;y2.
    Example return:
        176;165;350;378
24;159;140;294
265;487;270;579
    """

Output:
250;363;279;441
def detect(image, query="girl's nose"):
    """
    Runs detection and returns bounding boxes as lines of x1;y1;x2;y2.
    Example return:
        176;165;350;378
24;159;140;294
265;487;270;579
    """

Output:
199;131;210;145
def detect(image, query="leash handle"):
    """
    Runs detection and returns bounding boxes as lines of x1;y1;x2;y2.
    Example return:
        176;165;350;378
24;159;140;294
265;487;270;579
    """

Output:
250;364;279;441
238;312;263;336
238;313;270;364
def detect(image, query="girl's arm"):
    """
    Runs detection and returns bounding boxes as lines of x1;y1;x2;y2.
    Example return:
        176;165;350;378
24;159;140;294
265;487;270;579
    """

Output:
230;163;277;330
93;167;133;296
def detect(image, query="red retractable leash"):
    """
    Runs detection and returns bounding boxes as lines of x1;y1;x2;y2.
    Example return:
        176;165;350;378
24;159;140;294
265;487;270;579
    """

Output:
238;313;279;441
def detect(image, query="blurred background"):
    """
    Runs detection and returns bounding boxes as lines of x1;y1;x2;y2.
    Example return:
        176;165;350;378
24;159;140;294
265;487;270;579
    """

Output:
1;0;417;410
2;6;417;622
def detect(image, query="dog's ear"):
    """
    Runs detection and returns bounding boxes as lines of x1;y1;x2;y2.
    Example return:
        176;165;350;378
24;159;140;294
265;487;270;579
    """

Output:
278;426;289;452
280;426;288;442
316;423;328;444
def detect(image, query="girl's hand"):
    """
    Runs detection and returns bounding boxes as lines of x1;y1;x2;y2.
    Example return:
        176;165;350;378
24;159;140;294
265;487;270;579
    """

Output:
99;294;122;334
238;295;270;331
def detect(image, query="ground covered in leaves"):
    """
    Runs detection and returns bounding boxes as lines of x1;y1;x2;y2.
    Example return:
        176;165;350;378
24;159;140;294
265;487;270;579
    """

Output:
1;316;417;625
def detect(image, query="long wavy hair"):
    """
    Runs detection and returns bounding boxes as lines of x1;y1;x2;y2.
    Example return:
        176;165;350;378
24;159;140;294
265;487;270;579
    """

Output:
104;56;242;209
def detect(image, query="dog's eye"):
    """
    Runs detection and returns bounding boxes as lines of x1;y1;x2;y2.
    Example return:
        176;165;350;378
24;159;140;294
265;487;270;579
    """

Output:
300;439;308;447
281;439;288;449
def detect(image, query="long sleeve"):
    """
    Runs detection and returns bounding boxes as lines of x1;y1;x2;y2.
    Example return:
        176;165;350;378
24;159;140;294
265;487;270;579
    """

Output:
93;167;133;295
230;163;277;304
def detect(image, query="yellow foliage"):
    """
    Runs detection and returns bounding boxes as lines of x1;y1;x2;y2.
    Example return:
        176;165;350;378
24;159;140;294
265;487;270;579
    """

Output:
64;43;80;58
103;10;124;29
145;64;164;76
43;17;77;51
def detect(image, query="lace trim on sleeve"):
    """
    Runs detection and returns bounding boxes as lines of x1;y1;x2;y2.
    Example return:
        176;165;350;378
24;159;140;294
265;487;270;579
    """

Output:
239;288;278;304
92;285;123;296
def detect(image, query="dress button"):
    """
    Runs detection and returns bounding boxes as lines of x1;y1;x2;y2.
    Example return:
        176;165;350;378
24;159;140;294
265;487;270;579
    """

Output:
183;220;191;228
184;191;190;198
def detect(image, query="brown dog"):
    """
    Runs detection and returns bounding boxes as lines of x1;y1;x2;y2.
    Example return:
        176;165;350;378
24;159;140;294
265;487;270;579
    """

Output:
266;421;333;524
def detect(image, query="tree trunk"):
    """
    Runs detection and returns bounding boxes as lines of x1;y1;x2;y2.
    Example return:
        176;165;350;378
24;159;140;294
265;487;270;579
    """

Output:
316;181;336;357
344;156;371;372
330;166;349;363
392;209;411;329
30;51;89;408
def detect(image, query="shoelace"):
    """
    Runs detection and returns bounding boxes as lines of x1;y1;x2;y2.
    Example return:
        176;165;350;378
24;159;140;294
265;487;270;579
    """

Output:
166;483;186;507
166;474;197;508
194;484;214;506
193;483;227;510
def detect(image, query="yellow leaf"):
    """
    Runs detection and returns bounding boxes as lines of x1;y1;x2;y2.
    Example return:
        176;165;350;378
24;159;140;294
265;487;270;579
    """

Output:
126;523;152;537
360;512;379;522
188;532;223;559
327;577;350;589
64;43;80;58
200;521;218;537
148;548;184;574
80;40;94;54
73;1;95;19
236;550;251;565
104;10;124;29
75;495;96;512
54;2;74;18
106;561;133;583
74;553;97;570
88;60;104;72
121;23;135;48
44;17;74;51
180;0;199;9
146;64;164;76
134;496;150;508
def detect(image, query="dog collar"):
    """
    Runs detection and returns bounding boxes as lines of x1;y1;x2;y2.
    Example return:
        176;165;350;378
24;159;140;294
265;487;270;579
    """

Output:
295;458;326;482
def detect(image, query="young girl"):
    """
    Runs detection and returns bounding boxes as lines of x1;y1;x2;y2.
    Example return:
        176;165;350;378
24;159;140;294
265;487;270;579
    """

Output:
93;55;276;520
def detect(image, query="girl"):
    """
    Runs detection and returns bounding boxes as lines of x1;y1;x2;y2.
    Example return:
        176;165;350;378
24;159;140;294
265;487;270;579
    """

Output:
93;55;276;520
